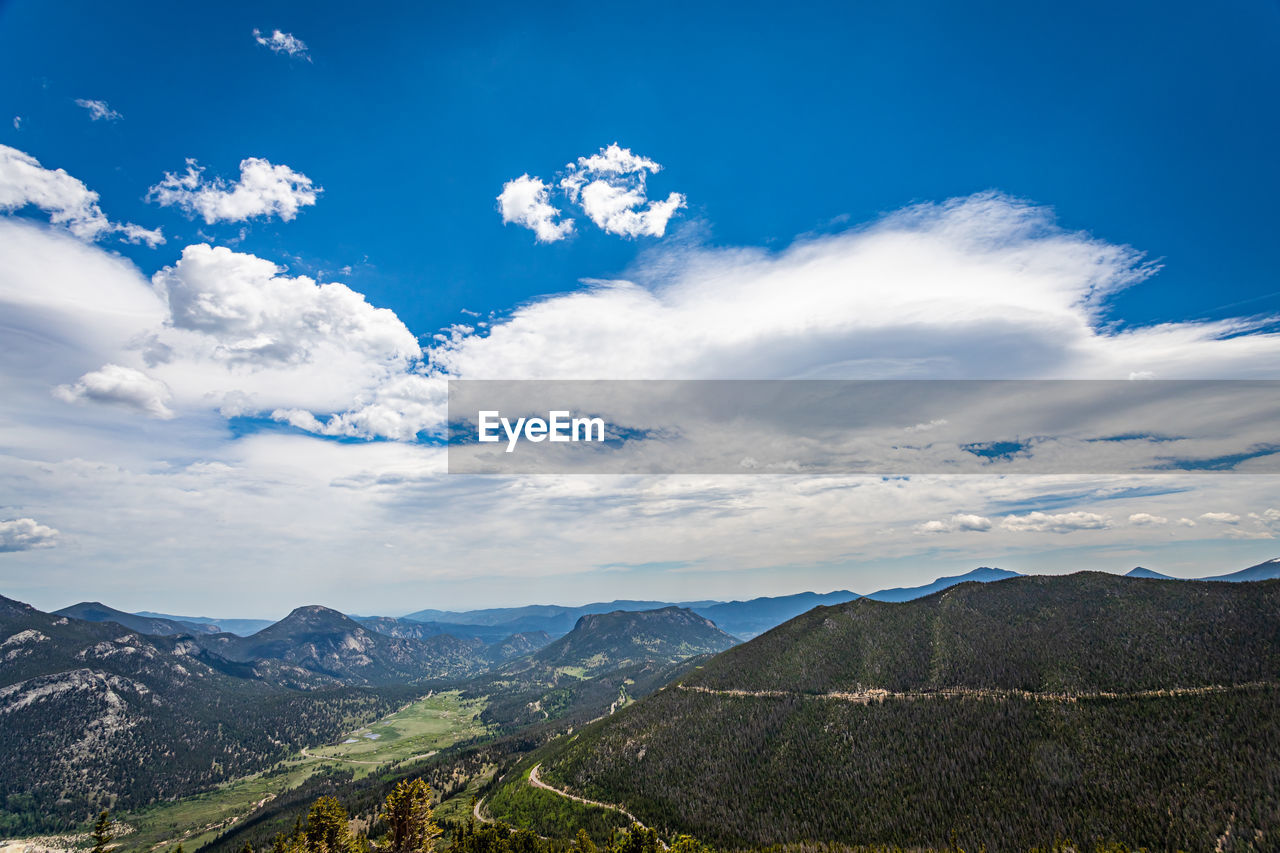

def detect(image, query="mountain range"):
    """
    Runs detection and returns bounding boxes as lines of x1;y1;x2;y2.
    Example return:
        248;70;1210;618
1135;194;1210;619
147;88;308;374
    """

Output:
0;595;408;834
0;596;737;832
528;571;1280;851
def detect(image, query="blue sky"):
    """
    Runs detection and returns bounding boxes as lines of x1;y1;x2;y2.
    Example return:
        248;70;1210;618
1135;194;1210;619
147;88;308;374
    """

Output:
5;0;1279;333
1;1;1279;616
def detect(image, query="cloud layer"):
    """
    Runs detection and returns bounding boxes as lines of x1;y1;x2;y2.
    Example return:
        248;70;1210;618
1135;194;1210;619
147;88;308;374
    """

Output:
3;144;1279;612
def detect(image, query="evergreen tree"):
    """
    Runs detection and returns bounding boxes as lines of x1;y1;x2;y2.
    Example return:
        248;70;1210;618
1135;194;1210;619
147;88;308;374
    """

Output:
378;779;441;853
304;796;362;853
91;811;112;853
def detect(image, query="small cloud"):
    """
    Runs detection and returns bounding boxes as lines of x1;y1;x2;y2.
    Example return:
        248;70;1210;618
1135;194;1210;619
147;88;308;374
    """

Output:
1001;511;1109;533
1128;512;1168;526
0;518;60;553
1177;517;1197;527
53;364;175;419
117;222;165;248
74;98;122;122
1199;511;1241;524
915;513;992;534
561;143;686;238
905;418;948;433
497;174;574;243
12;116;21;130
253;28;310;60
148;157;320;224
499;143;686;241
1128;370;1155;380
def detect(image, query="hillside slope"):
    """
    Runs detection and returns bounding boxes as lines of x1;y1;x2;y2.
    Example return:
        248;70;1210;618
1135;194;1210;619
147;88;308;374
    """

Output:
465;607;737;729
533;573;1280;852
1202;556;1280;582
0;596;403;834
53;601;218;635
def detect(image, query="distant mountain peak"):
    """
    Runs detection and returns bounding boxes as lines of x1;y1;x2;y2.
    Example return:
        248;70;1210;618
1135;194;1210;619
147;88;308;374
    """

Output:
1125;567;1175;580
863;567;1021;603
1200;558;1280;582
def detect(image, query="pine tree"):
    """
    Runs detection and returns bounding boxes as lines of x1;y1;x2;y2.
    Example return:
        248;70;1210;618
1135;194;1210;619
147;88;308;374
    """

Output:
304;796;361;853
378;779;441;853
91;811;112;853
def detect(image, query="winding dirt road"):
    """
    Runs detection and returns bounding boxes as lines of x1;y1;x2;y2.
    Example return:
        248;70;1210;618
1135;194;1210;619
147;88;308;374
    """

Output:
678;681;1271;705
528;764;667;849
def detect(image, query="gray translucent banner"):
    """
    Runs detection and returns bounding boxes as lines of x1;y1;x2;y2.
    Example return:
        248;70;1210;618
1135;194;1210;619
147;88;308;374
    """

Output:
446;380;1280;474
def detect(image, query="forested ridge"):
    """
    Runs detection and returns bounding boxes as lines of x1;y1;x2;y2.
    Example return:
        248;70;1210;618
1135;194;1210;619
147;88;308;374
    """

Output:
529;574;1280;852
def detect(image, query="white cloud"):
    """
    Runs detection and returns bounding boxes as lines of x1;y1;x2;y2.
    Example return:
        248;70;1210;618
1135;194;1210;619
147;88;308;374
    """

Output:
74;98;122;121
253;28;310;60
442;192;1280;381
12;116;20;130
1177;517;1197;527
54;364;174;419
561;143;686;238
272;373;446;441
915;513;993;534
1199;511;1241;524
117;222;166;248
0;518;60;553
500;143;686;241
148;157;320;224
0;144;162;245
497;174;574;243
1000;511;1110;533
151;244;419;369
8;171;1280;610
1128;512;1168;526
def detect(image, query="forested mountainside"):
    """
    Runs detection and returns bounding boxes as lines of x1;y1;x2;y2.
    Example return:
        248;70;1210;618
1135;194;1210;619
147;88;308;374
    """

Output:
531;574;1280;852
463;608;736;730
0;596;410;835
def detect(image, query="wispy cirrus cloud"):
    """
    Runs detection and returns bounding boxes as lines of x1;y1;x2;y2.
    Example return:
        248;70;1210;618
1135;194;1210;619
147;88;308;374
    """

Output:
253;28;310;60
74;98;122;121
148;157;320;224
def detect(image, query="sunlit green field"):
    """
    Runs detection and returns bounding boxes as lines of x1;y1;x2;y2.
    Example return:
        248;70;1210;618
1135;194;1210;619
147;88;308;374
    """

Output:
117;691;488;852
307;692;489;768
